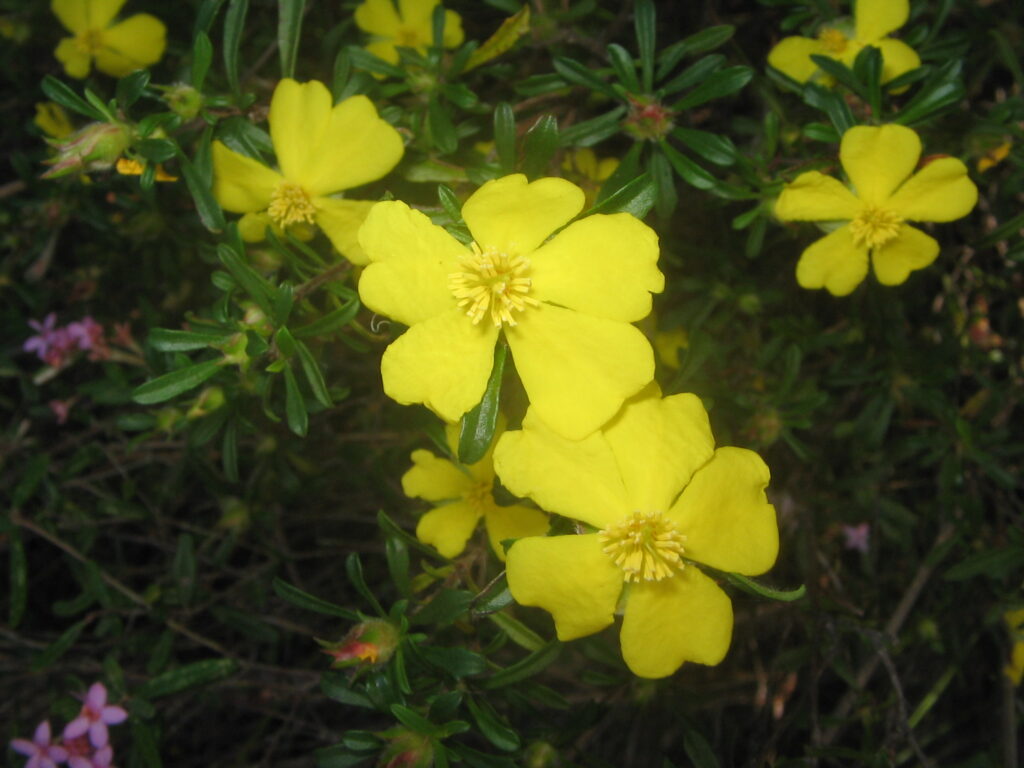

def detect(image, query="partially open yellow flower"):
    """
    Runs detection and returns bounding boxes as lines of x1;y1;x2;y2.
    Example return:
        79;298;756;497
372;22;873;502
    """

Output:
402;420;548;560
494;386;779;679
52;0;166;79
35;102;74;139
768;0;919;86
355;0;464;65
357;174;663;440
775;124;977;296
562;148;619;209
212;79;404;264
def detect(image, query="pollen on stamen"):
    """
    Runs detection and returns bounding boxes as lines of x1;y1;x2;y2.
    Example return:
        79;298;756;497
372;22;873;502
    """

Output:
448;243;540;328
849;205;904;249
599;511;687;583
267;181;317;229
817;27;849;54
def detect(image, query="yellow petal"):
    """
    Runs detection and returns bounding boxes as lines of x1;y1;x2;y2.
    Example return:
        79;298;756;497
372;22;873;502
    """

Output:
492;411;630;530
268;79;332;185
355;0;401;36
398;0;438;28
301;95;405;195
357;200;465;326
238;212;270;242
873;38;920;84
483;504;549;562
885;157;977;223
1008;642;1024;686
35;102;74;139
506;534;623;641
767;36;826;83
211;141;282;213
668;447;778;576
416;500;481;559
54;37;92;79
604;390;715;513
840;124;920;206
402;449;470;502
506;303;655;441
52;0;125;33
871;225;938;286
380;308;498;423
441;9;464;47
462;175;585;256
530;213;663;322
314;197;376;265
795;225;869;296
364;40;400;65
774;171;861;222
620;567;733;677
855;0;908;43
95;14;166;77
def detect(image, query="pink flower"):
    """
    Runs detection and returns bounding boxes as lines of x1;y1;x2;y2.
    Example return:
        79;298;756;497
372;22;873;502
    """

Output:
24;314;76;367
66;317;110;361
10;720;69;768
49;399;73;424
67;745;113;768
63;683;128;749
842;522;870;554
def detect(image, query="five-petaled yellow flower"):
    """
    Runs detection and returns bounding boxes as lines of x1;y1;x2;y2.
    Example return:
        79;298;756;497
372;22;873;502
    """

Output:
357;174;664;441
402;419;548;561
355;0;464;65
493;386;779;679
52;0;166;79
774;124;977;296
212;79;404;264
768;0;919;86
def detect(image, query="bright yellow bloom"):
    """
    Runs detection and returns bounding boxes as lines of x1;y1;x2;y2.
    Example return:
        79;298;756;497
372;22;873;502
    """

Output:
212;79;404;264
768;0;919;86
1006;608;1024;686
355;0;464;65
774;124;977;296
402;420;548;560
357;174;663;440
52;0;166;79
562;148;619;208
494;386;779;679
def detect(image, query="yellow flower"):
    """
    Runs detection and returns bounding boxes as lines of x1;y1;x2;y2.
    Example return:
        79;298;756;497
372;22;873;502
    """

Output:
212;79;404;264
493;386;779;679
355;0;464;65
562;148;619;209
35;102;74;139
774;124;977;296
52;0;166;79
768;0;919;86
402;420;548;560
1006;608;1024;685
357;174;664;440
116;157;177;182
977;141;1012;173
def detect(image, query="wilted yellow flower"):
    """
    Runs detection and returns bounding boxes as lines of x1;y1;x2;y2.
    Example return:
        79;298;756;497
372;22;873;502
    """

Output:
212;79;404;264
52;0;166;79
977;141;1012;173
357;174;663;440
774;124;977;296
494;387;779;679
116;157;177;182
355;0;463;65
768;0;919;86
402;420;547;560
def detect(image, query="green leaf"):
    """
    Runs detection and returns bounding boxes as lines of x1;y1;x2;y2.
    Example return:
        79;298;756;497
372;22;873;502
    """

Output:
346;553;386;616
191;31;214;89
116;70;150;109
438;183;464;223
173;534;197;606
671;127;737;166
345;45;406;79
295;340;333;408
584;173;656;218
493;102;517;174
132;360;223;405
660;142;717;191
944;545;1024;581
218;243;275;314
148;328;234;352
683;727;720;768
464;5;530;72
659;54;724;97
179;136;225;233
13;453;49;508
428;99;458;155
278;0;305;79
283;364;308;436
137;138;178;163
672;65;752;110
656;25;734;80
852;45;882;115
466;696;520;751
413;589;473;626
891;61;965;126
377;509;449;559
802;83;854;134
32;619;88;670
222;418;239;482
386;537;411;597
8;529;26;627
558;106;627;148
552;57;618;100
293;298;360;339
321;671;374;708
724;572;806;602
633;0;656;91
223;0;249;96
471;576;513;615
194;0;227;36
272;577;360;619
487;611;545;652
607;43;641;94
521;115;559;179
41;76;104;120
390;704;437;736
458;344;506;464
136;659;238;699
483;640;561;688
417;645;487;678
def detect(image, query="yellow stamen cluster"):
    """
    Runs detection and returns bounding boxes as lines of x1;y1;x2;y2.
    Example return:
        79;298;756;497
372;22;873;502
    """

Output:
75;28;104;54
268;181;317;228
849;205;904;249
818;27;848;54
448;243;539;328
599;511;687;583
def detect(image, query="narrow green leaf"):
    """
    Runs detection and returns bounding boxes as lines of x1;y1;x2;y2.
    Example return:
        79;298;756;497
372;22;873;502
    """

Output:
466;696;520;751
671;127;737;166
173;534;197;606
892;69;965;126
521;115;558;179
483;641;561;688
192;31;214;88
283;364;308;436
413;589;473;626
683;727;720;768
852;45;882;115
390;704;437;736
218;243;275;314
295;340;332;408
8;529;27;627
493;102;517;174
179;141;225;233
116;70;150;109
223;0;249;96
944;545;1024;581
386;537;411;597
660;142;717;191
346;553;386;616
552;57;618;99
558;106;627;148
32;619;88;670
458;344;506;464
132;360;223;405
429;99;458;155
607;43;641;94
377;510;449;559
437;183;464;223
13;453;49;508
471;575;513;615
149;328;234;352
417;646;487;678
584;173;656;218
656;25;734;80
464;5;530;72
486;611;545;652
633;0;656;91
672;65;752;110
802;83;854;134
724;572;806;602
293;299;360;338
345;45;406;78
41;76;104;120
272;577;360;619
194;0;227;36
222;418;239;482
659;54;724;97
278;0;305;79
136;659;238;699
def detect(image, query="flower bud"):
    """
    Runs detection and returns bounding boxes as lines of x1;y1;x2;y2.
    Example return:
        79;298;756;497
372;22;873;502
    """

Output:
321;618;400;668
42;121;132;179
187;386;226;420
163;83;204;121
376;728;433;768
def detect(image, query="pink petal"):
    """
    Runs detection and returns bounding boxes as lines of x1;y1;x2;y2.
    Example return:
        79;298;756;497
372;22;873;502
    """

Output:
33;721;53;745
88;720;109;748
10;738;39;757
63;717;89;740
101;706;127;725
68;757;91;768
94;745;113;767
85;683;108;710
46;746;69;761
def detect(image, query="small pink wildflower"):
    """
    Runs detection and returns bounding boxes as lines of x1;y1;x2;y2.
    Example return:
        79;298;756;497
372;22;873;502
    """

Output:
67;745;113;768
10;720;69;768
842;522;870;554
24;314;76;368
66;317;110;361
49;399;73;424
63;683;127;749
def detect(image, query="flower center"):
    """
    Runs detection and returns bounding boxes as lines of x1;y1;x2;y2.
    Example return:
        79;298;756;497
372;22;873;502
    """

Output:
396;26;421;47
849;205;904;249
818;27;849;54
463;478;492;511
599;511;687;583
268;181;317;229
75;28;104;55
448;243;539;328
